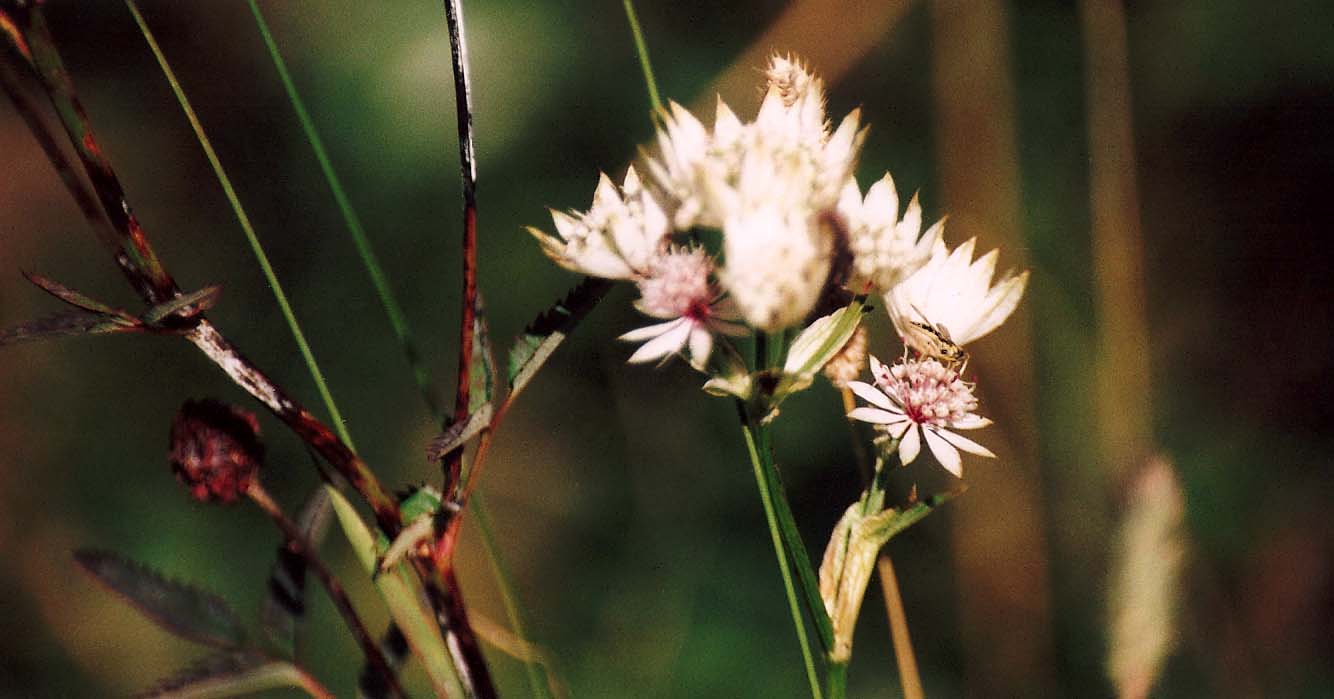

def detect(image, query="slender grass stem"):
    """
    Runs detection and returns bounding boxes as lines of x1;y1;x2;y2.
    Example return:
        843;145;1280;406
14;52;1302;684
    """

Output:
474;496;549;698
126;0;355;450
621;0;662;114
825;661;848;699
740;415;823;699
245;0;440;417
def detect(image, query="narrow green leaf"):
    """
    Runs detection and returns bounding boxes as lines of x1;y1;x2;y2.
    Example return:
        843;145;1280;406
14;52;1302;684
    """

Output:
0;311;141;346
74;549;247;649
507;276;613;399
138;652;330;699
22;271;126;315
143;284;222;324
259;488;332;658
325;486;464;698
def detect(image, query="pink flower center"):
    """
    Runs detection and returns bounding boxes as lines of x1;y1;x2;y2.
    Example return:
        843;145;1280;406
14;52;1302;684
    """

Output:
876;358;978;426
637;247;715;319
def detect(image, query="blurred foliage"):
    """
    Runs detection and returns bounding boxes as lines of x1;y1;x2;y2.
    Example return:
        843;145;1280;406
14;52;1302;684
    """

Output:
1;1;1331;697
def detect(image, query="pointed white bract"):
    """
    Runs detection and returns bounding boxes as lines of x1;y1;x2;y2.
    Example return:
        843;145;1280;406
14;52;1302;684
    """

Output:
847;354;994;477
838;173;941;294
620;247;745;370
885;237;1029;354
526;166;670;280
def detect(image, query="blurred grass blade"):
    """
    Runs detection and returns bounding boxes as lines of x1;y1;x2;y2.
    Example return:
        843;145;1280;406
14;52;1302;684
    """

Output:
139;653;332;699
325;486;465;698
244;0;441;417
474;498;555;698
125;0;356;450
74;550;247;649
507;277;613;400
259;487;333;658
621;0;662;114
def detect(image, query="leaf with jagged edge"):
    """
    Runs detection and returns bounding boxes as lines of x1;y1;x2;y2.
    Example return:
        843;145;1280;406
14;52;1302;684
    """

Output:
325;485;463;698
507;276;612;401
0;310;143;346
258;487;333;658
73;549;247;649
138;652;330;699
142;284;223;325
426;404;493;462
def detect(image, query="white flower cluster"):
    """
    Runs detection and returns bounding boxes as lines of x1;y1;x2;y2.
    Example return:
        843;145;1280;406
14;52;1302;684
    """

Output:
528;55;1029;476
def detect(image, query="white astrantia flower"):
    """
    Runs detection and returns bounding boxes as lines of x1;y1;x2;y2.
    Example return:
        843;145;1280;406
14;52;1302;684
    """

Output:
527;166;669;280
885;237;1030;356
847;354;994;477
837;173;942;294
619;246;746;370
643;55;867;330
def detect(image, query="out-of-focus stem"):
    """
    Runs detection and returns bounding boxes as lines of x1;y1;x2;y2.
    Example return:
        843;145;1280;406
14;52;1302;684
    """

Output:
876;554;924;699
247;482;405;699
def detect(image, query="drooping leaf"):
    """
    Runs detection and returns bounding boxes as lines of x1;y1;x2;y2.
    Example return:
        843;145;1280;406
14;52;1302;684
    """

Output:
425;404;493;462
506;276;613;400
23;270;125;315
0;310;142;346
74;549;247;649
143;284;223;324
259;487;332;658
138;652;330;699
469;292;496;414
325;486;464;698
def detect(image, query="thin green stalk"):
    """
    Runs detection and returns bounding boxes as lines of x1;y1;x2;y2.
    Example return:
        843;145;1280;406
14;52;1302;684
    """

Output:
474;495;549;698
126;0;354;450
621;0;662;114
245;0;440;417
740;412;822;699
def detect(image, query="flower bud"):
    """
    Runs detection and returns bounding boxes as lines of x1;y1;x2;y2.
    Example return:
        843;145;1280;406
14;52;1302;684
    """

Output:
169;399;263;504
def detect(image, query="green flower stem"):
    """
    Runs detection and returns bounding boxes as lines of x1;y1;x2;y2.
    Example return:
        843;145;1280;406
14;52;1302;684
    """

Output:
126;0;354;450
739;413;823;699
759;439;836;652
825;661;848;699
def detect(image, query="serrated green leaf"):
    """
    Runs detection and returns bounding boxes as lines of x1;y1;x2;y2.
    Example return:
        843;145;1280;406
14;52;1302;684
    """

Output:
138;652;330;699
23;271;125;315
259;488;332;658
325;486;464;698
0;310;142;346
469;293;495;414
74;549;247;649
143;284;222;324
506;276;612;400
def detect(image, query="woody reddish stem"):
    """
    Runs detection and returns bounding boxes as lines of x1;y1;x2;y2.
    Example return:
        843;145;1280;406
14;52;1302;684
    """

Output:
247;482;406;699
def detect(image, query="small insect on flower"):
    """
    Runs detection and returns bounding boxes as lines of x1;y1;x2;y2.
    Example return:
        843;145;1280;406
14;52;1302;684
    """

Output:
904;304;969;373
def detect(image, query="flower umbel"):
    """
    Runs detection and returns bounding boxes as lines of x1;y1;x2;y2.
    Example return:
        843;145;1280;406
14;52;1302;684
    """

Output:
837;173;941;294
847;354;994;477
620;247;744;369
